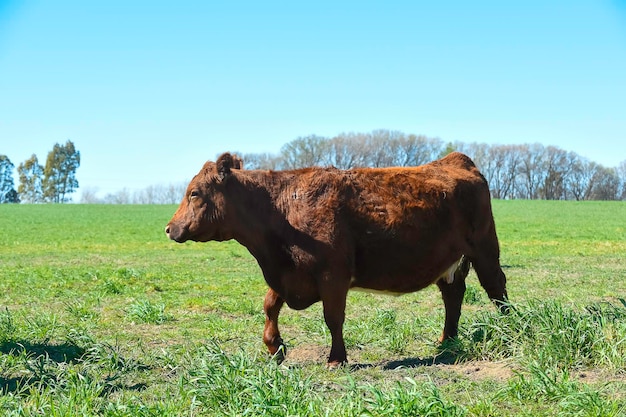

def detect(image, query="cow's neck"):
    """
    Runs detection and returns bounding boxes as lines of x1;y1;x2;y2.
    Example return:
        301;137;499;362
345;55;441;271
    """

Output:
229;170;296;249
227;171;307;289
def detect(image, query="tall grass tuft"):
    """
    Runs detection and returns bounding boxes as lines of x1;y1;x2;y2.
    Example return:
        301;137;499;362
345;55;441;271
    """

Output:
126;300;173;325
361;377;466;417
463;299;626;371
502;362;624;416
0;308;62;346
182;343;325;416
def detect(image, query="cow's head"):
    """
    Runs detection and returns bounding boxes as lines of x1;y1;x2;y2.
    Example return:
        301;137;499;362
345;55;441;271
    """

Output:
165;153;242;243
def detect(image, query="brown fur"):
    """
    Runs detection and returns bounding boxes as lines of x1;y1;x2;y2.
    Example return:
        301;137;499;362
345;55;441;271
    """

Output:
166;152;508;366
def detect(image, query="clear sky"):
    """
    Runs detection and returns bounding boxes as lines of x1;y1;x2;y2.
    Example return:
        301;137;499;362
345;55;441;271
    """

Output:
1;1;625;200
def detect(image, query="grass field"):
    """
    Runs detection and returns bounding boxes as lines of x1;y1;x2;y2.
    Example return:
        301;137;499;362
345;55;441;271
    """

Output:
0;201;625;416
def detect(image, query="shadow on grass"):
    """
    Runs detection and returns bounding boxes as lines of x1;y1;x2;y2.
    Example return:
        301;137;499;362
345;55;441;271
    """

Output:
0;340;148;395
381;353;460;370
0;374;147;396
353;338;467;371
0;340;85;363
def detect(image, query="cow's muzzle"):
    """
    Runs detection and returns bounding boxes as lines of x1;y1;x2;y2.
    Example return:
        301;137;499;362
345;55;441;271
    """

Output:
165;223;186;242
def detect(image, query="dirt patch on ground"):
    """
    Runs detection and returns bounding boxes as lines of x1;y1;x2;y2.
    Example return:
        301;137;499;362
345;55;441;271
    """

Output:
285;344;329;365
285;344;515;382
450;361;515;382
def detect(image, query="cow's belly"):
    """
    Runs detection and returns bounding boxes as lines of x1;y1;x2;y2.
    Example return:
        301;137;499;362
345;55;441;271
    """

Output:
350;255;464;295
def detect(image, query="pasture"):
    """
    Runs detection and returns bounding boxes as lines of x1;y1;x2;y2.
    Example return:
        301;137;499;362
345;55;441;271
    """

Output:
0;201;625;416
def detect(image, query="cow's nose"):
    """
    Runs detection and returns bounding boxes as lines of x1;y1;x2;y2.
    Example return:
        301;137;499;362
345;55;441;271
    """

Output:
165;225;171;236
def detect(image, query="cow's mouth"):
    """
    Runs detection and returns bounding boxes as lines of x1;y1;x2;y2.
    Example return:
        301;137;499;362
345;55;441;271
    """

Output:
165;223;226;243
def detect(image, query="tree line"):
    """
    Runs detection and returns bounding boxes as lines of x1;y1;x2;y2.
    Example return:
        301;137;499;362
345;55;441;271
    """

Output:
2;133;625;203
0;140;80;203
79;183;188;205
98;130;626;202
240;130;626;201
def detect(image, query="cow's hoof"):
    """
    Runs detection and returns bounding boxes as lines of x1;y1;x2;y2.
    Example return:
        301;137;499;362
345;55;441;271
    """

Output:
438;332;458;344
271;344;286;364
326;360;347;369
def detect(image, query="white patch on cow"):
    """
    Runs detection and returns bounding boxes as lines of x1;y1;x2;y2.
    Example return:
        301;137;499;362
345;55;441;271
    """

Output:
439;257;464;284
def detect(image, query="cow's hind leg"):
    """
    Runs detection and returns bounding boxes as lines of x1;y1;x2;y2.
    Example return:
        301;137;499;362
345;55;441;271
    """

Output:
263;288;286;363
437;258;469;342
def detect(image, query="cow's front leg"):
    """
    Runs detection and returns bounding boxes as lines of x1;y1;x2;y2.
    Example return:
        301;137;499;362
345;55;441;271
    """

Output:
321;285;348;367
263;288;286;363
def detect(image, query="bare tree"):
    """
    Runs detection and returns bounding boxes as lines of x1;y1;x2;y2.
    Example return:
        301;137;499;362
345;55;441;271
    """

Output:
566;157;594;201
323;134;360;169
416;135;445;166
134;185;159;204
79;187;102;204
539;146;570;200
482;145;522;200
588;166;620;200
163;183;187;204
362;130;395;167
501;145;524;199
251;130;446;172
328;132;373;168
517;143;546;199
241;152;282;170
103;188;132;204
280;135;329;169
95;182;186;204
618;160;626;200
368;130;400;167
487;146;508;199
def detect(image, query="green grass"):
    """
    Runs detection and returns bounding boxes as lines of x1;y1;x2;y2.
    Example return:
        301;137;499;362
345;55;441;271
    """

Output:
0;201;625;416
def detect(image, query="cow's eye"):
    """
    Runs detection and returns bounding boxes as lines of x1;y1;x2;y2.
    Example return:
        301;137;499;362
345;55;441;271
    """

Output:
190;190;200;199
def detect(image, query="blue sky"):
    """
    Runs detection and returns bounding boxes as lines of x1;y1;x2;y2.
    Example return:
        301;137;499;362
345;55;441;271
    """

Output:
1;1;625;200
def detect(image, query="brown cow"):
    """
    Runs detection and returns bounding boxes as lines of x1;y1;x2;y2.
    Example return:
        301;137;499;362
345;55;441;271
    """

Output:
165;152;508;366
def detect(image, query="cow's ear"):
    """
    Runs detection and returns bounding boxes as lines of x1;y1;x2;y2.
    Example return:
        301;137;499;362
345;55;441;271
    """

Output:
216;153;234;180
